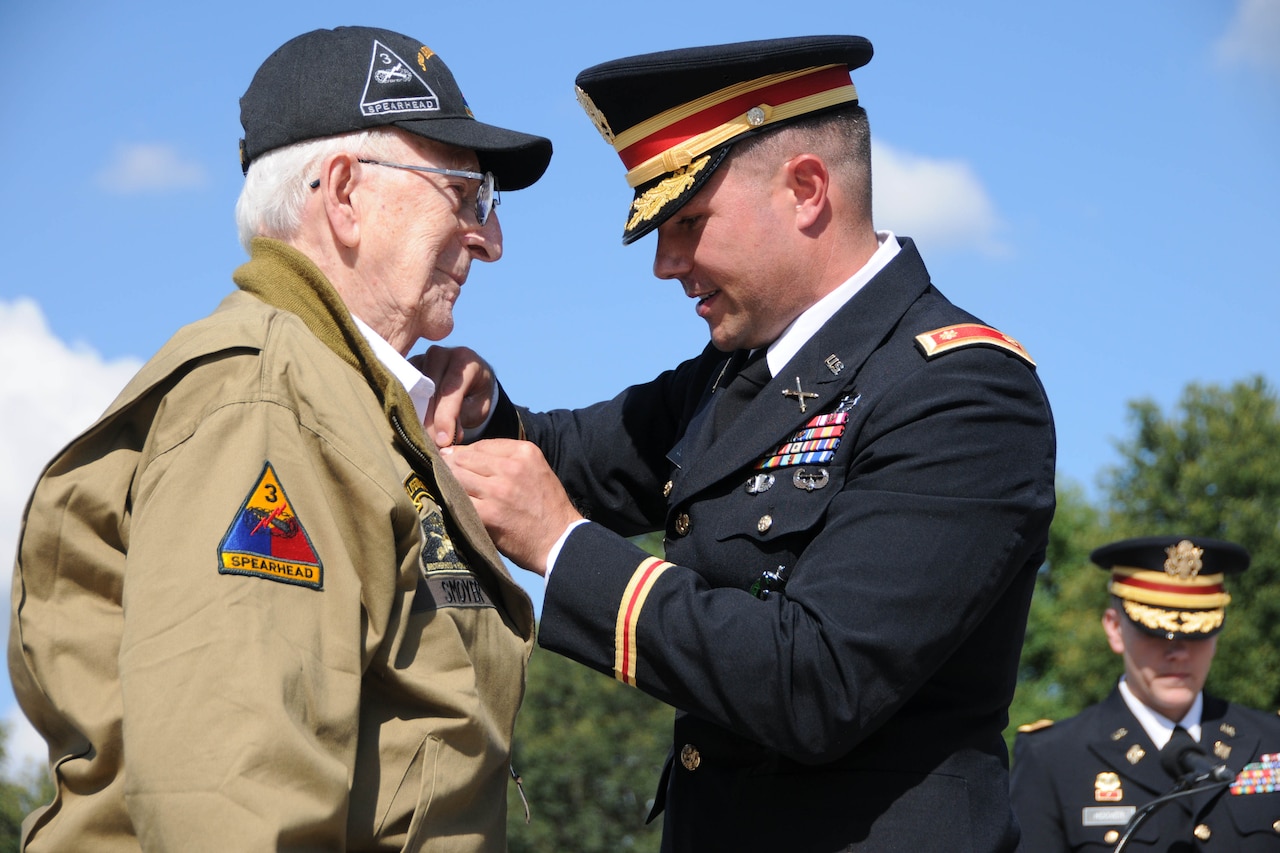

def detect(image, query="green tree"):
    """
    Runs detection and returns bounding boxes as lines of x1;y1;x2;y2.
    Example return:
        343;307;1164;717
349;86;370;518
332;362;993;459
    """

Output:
1101;375;1280;710
1009;375;1280;744
506;529;671;852
1006;480;1114;746
0;720;54;853
505;646;670;853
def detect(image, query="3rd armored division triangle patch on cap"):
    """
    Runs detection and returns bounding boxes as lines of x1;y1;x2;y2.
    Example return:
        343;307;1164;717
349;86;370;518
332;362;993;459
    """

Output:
219;462;323;589
237;26;551;189
360;39;443;117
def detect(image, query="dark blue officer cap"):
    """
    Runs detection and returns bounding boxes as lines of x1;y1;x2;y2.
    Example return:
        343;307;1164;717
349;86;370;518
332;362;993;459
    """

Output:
574;35;873;244
1092;535;1250;639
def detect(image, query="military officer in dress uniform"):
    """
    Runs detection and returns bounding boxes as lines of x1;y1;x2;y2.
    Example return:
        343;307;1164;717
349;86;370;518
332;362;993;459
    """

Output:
433;35;1056;852
1010;535;1280;850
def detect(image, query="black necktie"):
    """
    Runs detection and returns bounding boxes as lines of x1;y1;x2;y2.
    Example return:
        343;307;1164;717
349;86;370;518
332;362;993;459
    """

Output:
711;348;770;440
1162;726;1198;780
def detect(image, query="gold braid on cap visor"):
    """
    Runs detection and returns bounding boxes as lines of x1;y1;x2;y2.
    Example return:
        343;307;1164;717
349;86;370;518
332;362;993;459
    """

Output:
1109;566;1230;635
1121;600;1225;636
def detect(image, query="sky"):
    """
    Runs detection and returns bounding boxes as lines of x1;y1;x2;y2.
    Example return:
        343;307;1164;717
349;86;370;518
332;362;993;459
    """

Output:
1;0;1276;779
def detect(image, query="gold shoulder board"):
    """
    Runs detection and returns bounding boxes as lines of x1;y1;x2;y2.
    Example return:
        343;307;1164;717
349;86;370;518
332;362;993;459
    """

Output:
915;324;1036;366
1017;718;1055;734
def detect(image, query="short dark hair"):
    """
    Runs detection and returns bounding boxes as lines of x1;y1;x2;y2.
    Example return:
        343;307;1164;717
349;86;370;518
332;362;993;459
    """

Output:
731;104;872;217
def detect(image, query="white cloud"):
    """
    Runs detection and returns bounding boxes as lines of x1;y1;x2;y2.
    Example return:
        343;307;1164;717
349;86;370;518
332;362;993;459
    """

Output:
871;140;1008;256
96;142;209;194
0;298;140;777
1215;0;1280;73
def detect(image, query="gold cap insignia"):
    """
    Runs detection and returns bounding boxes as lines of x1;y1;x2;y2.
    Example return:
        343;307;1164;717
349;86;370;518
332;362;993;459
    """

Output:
575;86;614;145
1164;539;1205;579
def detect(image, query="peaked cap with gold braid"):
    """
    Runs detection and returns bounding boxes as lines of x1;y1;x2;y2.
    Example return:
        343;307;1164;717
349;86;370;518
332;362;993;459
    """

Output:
1091;535;1250;640
573;35;873;244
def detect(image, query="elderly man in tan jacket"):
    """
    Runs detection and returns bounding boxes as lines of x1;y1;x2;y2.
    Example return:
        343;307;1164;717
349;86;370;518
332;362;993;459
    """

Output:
9;26;550;852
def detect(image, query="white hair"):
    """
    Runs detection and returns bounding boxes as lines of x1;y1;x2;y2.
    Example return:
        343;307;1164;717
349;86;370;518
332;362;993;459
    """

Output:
234;128;401;252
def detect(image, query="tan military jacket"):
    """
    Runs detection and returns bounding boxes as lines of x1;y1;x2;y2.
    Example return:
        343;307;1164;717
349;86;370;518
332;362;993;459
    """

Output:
8;239;534;851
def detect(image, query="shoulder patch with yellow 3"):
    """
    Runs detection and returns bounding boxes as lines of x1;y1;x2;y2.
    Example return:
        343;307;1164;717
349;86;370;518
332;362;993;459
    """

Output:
914;324;1036;366
218;462;323;589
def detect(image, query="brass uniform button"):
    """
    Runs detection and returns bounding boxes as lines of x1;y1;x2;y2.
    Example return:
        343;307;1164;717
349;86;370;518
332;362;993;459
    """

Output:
1273;819;1280;834
673;513;690;536
680;744;701;771
663;480;673;498
1194;823;1211;841
757;514;773;533
1103;830;1119;845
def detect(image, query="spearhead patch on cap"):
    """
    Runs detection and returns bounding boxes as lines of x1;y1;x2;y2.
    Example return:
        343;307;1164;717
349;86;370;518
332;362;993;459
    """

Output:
218;462;323;589
238;26;550;188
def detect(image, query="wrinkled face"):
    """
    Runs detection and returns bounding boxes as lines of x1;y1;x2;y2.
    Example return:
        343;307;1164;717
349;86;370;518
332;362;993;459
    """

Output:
355;134;502;350
650;153;816;352
1103;607;1217;722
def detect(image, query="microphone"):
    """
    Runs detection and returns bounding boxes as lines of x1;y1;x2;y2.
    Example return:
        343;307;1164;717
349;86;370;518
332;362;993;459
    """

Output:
1159;738;1235;783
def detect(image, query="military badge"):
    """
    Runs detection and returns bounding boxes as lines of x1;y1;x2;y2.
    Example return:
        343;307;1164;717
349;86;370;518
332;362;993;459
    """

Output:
218;462;323;589
1230;754;1280;795
756;407;849;470
914;323;1036;366
1094;772;1123;802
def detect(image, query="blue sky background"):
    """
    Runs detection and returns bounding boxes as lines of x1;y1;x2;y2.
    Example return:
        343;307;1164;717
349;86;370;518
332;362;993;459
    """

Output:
1;0;1277;777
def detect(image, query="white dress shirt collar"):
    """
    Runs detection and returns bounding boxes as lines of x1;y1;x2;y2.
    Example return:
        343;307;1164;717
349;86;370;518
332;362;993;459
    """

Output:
1118;676;1204;748
351;315;436;421
765;231;901;376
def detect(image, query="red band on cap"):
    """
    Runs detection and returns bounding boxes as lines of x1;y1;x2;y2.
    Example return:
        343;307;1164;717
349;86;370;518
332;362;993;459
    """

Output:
616;66;853;171
1112;575;1225;598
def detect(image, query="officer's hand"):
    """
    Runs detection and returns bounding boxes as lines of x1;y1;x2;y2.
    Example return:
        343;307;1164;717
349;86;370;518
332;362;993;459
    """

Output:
412;345;496;448
440;439;582;577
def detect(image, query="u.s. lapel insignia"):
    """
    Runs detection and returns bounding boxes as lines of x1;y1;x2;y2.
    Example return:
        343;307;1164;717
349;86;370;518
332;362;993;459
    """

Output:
1095;772;1124;802
218;462;322;589
824;354;845;375
1126;745;1146;765
1111;727;1128;741
1220;723;1236;738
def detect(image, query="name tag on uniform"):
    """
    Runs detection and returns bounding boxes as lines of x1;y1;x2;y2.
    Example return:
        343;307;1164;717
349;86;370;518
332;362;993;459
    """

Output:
1082;806;1135;826
413;571;496;612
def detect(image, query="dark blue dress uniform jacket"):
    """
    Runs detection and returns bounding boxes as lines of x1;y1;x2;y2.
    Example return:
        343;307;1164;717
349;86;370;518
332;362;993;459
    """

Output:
1011;687;1280;851
497;238;1057;852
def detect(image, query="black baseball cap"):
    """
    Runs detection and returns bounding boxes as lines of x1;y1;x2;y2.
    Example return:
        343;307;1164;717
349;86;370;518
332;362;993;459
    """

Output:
239;26;552;190
574;35;873;243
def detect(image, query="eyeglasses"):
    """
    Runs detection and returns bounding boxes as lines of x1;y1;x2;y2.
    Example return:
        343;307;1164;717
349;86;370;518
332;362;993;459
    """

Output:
357;157;500;225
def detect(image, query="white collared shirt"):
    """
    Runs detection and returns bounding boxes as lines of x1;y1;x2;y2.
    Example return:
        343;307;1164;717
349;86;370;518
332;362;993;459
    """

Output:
546;231;903;578
351;315;436;421
764;230;900;377
1118;676;1205;748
